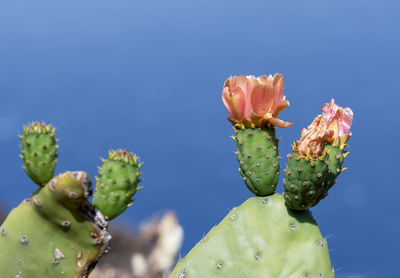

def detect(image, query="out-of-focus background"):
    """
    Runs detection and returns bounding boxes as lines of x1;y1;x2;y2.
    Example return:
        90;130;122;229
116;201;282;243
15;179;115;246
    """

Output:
0;1;398;277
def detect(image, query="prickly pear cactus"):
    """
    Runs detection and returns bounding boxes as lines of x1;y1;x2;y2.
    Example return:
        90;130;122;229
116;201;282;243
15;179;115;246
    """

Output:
0;172;110;278
19;122;58;186
170;194;334;278
0;122;142;278
172;76;354;277
93;150;142;220
234;127;280;196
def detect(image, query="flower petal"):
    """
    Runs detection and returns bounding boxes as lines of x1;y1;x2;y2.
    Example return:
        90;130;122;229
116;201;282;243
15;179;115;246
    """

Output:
222;87;246;121
250;84;275;116
295;115;327;157
273;99;290;116
267;117;294;128
321;99;339;122
273;74;284;102
340;107;353;135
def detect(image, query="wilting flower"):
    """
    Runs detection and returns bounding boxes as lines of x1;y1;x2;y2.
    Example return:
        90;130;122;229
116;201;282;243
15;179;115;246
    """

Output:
294;115;332;158
321;99;353;146
222;74;292;128
294;99;353;158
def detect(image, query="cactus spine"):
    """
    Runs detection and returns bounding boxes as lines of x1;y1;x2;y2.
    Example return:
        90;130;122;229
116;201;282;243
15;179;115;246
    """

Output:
0;122;142;277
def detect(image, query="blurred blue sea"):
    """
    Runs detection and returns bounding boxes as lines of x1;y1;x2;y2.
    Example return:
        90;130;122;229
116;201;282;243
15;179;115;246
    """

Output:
0;1;398;277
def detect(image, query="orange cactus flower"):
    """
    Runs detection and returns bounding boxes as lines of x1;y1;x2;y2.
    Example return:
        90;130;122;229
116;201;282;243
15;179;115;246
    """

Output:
222;74;292;128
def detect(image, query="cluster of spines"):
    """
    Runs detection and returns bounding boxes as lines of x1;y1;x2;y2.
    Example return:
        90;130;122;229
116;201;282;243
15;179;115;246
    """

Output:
93;149;142;220
19;122;58;186
283;144;349;210
233;125;280;196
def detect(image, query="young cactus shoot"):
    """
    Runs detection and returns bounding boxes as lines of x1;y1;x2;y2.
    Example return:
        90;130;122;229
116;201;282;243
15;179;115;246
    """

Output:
19;122;58;186
93;149;142;220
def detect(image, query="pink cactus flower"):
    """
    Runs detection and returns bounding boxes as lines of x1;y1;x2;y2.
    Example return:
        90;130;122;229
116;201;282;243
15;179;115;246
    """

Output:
222;74;292;128
294;115;333;158
321;99;353;145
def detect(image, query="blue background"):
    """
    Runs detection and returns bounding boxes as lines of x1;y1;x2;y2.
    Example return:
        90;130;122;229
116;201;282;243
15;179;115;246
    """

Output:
0;1;397;277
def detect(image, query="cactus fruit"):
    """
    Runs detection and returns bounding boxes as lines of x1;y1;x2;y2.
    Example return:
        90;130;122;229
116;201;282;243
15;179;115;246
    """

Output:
19;122;58;186
284;100;353;210
283;115;330;210
234;127;280;196
0;122;142;278
170;194;334;278
222;74;292;195
322;145;346;192
283;152;328;210
93;150;142;220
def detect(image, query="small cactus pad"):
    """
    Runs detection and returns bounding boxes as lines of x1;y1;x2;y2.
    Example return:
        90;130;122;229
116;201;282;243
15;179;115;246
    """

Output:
284;143;350;210
235;127;280;196
20;122;58;186
283;153;328;210
0;171;110;278
93;149;142;220
324;144;346;189
170;194;333;278
313;144;348;206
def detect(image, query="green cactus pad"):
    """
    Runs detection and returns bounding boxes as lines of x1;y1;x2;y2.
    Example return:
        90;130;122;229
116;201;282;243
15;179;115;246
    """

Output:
92;149;142;220
170;193;334;278
235;127;280;196
283;153;328;210
312;144;347;205
20;122;58;186
324;145;346;189
0;171;110;278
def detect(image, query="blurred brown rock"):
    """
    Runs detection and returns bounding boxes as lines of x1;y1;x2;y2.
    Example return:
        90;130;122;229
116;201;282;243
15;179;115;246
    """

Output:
90;211;183;278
